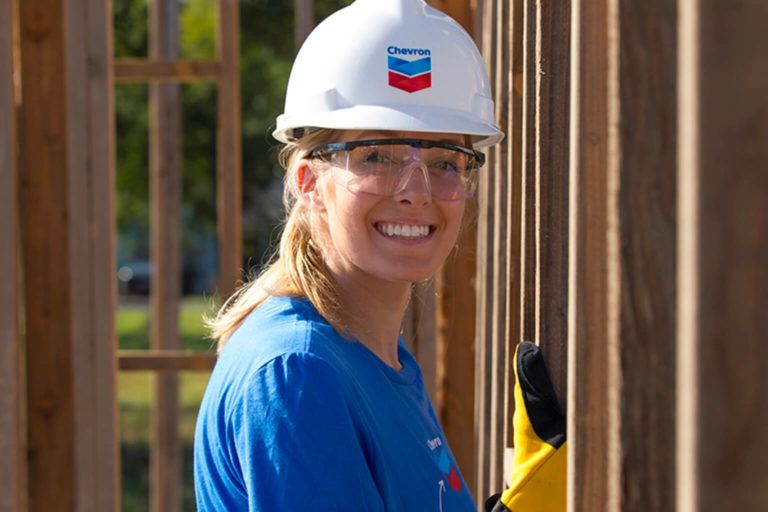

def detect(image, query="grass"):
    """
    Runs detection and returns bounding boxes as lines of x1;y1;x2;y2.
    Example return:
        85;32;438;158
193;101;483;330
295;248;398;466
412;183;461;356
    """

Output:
118;295;219;511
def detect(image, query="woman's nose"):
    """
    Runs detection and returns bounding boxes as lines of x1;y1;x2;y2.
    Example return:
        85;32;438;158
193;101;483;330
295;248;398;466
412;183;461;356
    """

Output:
392;165;433;206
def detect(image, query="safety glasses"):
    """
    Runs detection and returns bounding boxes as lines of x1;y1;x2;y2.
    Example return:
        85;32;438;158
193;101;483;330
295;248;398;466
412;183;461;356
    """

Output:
307;138;485;201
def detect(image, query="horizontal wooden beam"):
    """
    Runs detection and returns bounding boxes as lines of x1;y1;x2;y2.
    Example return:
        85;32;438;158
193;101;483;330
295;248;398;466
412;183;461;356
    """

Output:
114;59;220;83
118;350;216;372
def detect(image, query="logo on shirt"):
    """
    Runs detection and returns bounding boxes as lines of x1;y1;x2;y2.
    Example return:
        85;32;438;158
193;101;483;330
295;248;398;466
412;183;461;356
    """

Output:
387;46;432;93
427;436;462;493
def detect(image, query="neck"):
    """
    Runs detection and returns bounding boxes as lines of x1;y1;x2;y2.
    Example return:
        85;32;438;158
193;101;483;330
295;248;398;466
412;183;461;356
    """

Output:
328;265;411;370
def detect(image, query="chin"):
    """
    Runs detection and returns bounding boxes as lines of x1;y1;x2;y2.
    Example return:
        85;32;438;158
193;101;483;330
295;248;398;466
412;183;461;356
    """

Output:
380;264;438;284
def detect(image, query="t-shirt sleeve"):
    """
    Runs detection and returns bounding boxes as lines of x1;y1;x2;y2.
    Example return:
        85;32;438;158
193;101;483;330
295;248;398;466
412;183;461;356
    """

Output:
231;351;385;512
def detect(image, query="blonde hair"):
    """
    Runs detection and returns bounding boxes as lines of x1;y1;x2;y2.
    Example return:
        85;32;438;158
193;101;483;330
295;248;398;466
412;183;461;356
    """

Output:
207;129;343;351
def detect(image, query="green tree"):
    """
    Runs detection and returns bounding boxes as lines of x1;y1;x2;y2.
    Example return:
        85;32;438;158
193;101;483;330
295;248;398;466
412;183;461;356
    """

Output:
114;0;353;275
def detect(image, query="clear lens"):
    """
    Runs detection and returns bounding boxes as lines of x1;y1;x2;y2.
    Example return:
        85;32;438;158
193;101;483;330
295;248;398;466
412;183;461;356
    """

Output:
328;144;478;200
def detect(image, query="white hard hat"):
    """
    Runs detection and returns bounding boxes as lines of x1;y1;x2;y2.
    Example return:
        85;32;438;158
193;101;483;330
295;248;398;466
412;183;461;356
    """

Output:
273;0;504;148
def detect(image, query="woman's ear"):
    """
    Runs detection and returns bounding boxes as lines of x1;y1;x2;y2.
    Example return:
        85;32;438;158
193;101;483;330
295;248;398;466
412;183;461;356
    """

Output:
297;161;326;212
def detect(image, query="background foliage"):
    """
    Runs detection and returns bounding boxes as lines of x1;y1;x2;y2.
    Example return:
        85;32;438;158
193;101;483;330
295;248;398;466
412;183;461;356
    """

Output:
114;0;353;273
113;1;352;510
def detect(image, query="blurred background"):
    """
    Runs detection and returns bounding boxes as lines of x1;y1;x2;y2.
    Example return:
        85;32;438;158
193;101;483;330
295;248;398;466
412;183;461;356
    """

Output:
112;1;351;509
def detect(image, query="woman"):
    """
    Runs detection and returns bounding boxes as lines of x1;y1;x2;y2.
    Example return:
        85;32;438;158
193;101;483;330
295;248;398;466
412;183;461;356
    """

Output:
194;0;503;510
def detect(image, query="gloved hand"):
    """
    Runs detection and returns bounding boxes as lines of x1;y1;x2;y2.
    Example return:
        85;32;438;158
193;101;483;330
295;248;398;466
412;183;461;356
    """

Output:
485;341;566;512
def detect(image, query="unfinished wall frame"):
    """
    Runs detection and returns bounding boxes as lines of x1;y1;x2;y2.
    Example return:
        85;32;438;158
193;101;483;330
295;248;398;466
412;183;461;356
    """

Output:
113;1;242;511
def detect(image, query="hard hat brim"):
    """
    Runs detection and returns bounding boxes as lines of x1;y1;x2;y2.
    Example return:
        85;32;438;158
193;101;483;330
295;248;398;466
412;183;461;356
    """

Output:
273;104;504;148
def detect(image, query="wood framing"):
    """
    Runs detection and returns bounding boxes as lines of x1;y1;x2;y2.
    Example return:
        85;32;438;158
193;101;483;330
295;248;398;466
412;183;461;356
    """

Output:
568;0;678;510
18;0;118;510
567;0;618;509
216;0;243;299
149;0;183;510
0;0;22;509
65;0;120;509
677;1;768;510
18;1;76;509
294;0;314;52
115;59;220;82
118;351;217;372
615;1;677;509
474;0;505;502
532;0;571;407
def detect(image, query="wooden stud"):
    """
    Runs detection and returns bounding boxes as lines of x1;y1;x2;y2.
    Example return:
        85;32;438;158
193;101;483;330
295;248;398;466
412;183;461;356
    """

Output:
0;0;22;508
567;0;621;509
487;0;513;496
473;0;499;501
519;0;537;344
678;1;768;510
115;59;220;83
216;0;243;300
503;0;525;455
118;351;217;372
533;0;571;410
149;0;183;510
18;0;77;508
614;0;678;509
294;0;314;53
65;0;120;509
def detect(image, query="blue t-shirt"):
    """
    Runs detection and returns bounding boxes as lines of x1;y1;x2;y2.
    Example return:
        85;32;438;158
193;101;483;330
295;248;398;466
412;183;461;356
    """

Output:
194;295;475;511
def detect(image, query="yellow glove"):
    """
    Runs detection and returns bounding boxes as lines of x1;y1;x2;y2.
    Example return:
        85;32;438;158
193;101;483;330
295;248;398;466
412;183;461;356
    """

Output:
486;341;566;512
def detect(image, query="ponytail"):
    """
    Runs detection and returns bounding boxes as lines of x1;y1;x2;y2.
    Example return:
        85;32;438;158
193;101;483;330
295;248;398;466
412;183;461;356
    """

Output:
206;129;345;351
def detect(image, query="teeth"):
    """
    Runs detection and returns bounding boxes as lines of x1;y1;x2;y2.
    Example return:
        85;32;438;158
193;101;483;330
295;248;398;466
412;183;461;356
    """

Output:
377;223;430;238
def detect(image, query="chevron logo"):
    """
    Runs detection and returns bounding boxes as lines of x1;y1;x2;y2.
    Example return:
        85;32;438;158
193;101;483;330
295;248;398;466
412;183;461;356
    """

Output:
387;47;432;93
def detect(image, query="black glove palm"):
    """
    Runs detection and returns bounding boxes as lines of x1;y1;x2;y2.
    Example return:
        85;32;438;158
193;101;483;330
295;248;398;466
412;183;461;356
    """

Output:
486;341;566;512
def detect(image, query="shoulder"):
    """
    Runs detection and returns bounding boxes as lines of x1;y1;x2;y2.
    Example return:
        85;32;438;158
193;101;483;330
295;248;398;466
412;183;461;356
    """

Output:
219;295;344;371
206;296;355;410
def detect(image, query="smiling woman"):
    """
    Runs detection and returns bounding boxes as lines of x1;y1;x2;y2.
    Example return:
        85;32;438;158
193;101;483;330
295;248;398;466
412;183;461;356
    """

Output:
193;0;503;510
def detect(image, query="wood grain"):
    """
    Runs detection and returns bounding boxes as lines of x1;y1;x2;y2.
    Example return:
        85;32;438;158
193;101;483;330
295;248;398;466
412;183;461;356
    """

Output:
118;351;217;372
0;0;22;508
473;0;498;501
678;1;768;510
567;0;619;509
65;0;120;509
534;0;571;411
115;59;220;82
615;0;677;510
216;0;243;300
18;0;76;508
149;1;182;510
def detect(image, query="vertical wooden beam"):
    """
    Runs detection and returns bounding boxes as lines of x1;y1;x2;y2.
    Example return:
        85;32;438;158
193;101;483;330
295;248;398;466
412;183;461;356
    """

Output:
473;0;499;501
216;0;242;300
567;0;621;508
503;0;524;454
294;0;314;52
471;0;526;501
615;0;677;510
519;0;537;343
0;0;22;508
149;0;182;510
678;1;768;511
534;0;571;409
18;0;76;508
65;0;120;512
488;0;512;496
65;0;120;509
